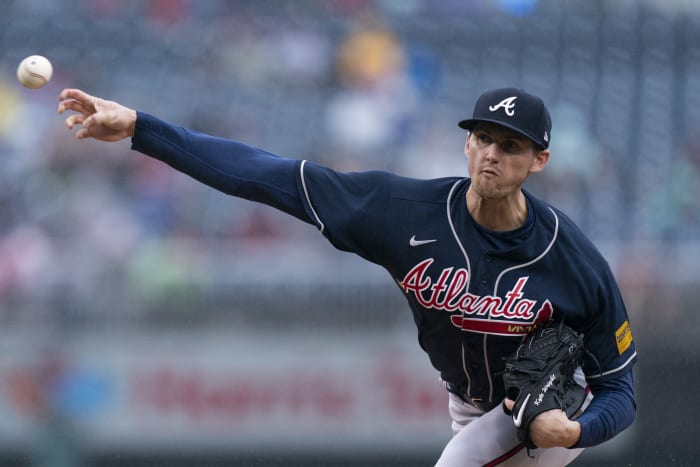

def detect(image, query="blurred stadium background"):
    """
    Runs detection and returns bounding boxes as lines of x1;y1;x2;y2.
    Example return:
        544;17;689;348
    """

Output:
0;0;698;465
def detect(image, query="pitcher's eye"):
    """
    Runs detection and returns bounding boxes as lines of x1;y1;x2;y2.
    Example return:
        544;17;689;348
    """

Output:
476;133;492;145
501;140;526;154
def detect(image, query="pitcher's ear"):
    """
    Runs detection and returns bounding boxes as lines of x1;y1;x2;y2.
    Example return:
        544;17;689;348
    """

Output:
529;149;550;174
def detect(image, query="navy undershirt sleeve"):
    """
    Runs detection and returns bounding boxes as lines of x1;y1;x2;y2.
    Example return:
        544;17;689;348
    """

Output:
574;371;636;448
130;111;312;223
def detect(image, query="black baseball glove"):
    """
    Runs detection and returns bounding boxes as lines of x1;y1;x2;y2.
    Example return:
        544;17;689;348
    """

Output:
502;320;587;450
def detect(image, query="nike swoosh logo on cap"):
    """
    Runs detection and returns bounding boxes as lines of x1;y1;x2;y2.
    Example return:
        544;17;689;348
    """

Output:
409;235;437;247
513;393;531;428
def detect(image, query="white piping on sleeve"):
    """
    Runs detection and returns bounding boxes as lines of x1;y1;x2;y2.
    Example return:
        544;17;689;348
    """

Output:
587;351;638;379
299;160;325;233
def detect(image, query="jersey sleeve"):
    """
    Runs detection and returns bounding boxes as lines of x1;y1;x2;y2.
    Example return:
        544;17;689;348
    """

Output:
296;160;392;263
582;261;637;382
131;112;311;222
574;371;636;448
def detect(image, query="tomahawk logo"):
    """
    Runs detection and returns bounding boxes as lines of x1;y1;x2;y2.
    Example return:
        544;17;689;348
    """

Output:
489;96;518;116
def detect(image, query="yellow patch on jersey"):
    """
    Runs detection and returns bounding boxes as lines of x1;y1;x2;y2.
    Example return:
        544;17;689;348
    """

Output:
615;320;633;355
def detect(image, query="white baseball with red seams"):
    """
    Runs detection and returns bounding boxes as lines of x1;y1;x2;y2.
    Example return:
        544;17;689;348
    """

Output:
17;55;53;89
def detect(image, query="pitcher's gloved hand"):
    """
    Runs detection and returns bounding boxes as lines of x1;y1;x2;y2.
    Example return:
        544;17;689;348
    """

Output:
502;320;587;449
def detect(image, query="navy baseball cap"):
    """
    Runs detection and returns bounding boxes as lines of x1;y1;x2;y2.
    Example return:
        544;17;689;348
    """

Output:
458;88;552;149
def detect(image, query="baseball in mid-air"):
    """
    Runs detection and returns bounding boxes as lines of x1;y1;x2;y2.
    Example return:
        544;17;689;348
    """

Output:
16;55;53;89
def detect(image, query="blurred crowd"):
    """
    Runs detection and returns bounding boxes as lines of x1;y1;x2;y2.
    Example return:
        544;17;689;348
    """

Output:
1;0;700;323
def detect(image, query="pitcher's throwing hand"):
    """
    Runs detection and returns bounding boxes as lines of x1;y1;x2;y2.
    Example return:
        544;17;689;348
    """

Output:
58;88;136;142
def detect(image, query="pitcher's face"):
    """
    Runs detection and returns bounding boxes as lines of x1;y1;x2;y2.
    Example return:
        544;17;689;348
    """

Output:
465;123;549;200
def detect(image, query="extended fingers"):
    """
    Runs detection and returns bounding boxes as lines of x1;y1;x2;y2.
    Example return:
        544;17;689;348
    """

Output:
59;88;94;104
73;115;100;140
59;89;135;142
58;98;92;116
58;88;98;114
64;113;86;130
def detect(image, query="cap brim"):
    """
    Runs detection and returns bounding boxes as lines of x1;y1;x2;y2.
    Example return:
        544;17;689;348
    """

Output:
458;118;543;147
458;118;479;130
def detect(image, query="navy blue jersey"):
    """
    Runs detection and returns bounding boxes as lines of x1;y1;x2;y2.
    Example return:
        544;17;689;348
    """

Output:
297;162;637;407
132;111;637;413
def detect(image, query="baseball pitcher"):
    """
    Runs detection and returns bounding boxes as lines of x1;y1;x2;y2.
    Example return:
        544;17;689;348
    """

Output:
58;86;637;466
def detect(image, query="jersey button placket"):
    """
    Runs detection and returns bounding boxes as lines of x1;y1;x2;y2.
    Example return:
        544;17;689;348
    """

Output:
480;255;491;285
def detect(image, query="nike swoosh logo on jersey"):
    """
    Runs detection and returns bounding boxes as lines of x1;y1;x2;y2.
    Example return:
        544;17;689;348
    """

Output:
409;235;437;247
513;393;531;428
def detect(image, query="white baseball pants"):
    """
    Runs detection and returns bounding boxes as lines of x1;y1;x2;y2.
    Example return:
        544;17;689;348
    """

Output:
434;393;584;466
